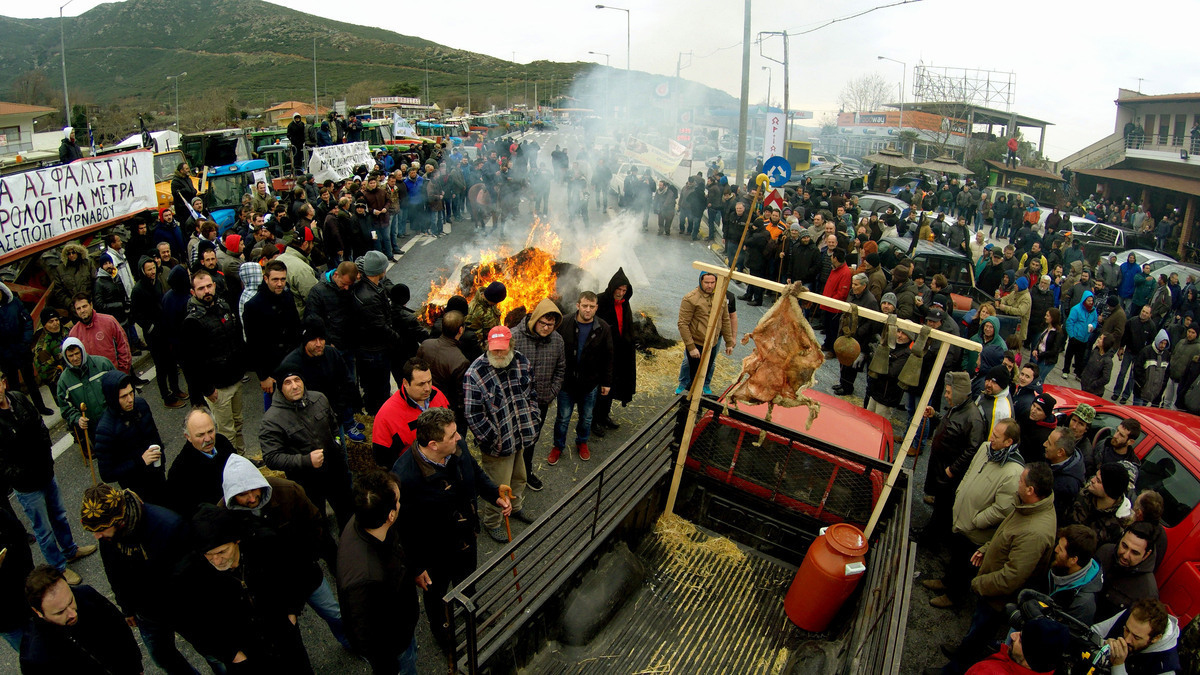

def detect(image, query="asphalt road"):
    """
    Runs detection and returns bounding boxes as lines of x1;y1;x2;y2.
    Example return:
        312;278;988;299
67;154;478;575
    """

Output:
2;124;1121;673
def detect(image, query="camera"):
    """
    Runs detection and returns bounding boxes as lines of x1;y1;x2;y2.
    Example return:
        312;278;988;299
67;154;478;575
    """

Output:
1006;589;1111;674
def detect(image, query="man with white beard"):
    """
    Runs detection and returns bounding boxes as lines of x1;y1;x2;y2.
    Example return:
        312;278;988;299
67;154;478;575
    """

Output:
464;326;541;542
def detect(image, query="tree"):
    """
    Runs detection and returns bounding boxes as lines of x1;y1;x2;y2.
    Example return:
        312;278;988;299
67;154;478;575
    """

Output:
343;80;388;107
837;73;894;113
9;70;56;106
389;81;420;98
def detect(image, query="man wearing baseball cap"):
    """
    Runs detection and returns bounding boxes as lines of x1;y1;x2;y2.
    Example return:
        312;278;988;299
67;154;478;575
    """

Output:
463;325;541;542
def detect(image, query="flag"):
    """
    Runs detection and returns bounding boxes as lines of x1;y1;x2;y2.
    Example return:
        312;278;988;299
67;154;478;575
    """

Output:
87;123;96;157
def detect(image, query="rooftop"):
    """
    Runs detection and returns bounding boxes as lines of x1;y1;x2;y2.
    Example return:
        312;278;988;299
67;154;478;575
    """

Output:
1116;92;1200;106
883;101;1053;128
0;101;58;116
983;160;1063;182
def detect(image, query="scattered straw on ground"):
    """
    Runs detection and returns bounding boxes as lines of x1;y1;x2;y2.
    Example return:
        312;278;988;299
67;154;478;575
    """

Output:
654;512;746;566
770;648;789;674
637;343;742;396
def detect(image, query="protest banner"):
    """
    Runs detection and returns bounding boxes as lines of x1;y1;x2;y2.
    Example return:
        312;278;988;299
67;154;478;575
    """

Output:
307;142;374;184
0;149;157;265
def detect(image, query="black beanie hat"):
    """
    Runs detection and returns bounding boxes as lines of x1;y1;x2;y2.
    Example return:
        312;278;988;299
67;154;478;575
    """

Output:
986;364;1011;389
1099;463;1130;500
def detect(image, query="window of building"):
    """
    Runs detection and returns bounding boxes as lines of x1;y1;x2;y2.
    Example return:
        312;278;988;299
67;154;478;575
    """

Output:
1174;115;1187;145
0;126;20;149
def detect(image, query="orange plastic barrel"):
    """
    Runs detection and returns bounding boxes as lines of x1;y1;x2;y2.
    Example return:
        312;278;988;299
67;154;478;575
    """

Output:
784;523;869;631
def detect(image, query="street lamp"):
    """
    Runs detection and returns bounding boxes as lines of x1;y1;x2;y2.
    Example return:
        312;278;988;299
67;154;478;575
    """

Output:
761;66;772;107
876;56;906;133
595;5;630;71
588;51;610;66
60;0;75;126
166;72;187;131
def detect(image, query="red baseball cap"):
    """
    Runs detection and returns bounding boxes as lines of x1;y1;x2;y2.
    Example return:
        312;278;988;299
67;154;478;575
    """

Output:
487;325;512;349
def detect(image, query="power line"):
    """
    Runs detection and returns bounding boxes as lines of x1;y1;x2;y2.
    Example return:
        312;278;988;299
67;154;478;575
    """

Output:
784;0;923;36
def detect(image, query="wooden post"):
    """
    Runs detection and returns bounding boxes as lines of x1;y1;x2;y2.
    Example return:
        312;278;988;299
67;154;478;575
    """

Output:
663;261;980;518
664;175;768;516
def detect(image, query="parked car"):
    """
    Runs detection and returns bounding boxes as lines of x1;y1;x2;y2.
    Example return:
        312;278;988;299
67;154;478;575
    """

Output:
1045;385;1200;625
1151;262;1200;286
1069;221;1156;267
1123;249;1177;274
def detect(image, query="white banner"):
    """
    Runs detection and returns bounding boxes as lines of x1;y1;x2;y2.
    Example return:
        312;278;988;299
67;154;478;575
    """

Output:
392;113;417;138
0;150;157;263
763;111;786;159
306;142;374;184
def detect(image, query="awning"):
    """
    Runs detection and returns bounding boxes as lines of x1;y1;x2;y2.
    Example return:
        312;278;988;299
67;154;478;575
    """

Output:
984;160;1062;183
1073;167;1200;198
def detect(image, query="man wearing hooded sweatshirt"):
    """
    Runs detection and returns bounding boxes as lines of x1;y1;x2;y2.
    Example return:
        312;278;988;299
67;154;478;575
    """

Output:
510;297;565;491
58;126;82;164
1064;290;1098;378
55;337;114;442
975;364;1014;438
0;369;97;587
68;293;131;375
1133;330;1171;406
1044;524;1104;625
964;315;1005;374
1119;253;1142;313
919;372;985;542
595;269;636;436
94;371;168;506
925;419;1024;609
260;369;354;529
220;455;349;650
1093;599;1181;675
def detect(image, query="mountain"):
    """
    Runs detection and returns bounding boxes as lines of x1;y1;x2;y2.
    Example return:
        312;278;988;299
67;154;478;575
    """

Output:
0;0;736;124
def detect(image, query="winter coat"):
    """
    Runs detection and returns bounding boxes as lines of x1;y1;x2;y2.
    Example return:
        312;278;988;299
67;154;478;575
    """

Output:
161;264;193;349
965;316;1006;372
371;383;451;468
68;310;130;374
677;283;733;351
1132;272;1156;308
260;388;347;484
97;502;189;621
1094;609;1181;675
971;493;1056;610
336;516;419;674
822;262;853;313
0;390;54;492
976;387;1014;437
1169;333;1200;381
1050;451;1087;525
55;337;115;428
1135;330;1171;402
1095;541;1160;619
510;298;566;407
179;295;245;395
94;371;167;505
1119;261;1141;299
1066;291;1098;342
130;259;166;347
277;343;358;416
92;269;129;324
389;302;426;368
558;314;613;396
743;226;772;275
18;584;143;675
394;441;500;576
152;220;186;262
1069;493;1131;548
952;443;1025;545
277;246;319;316
959;643;1052;675
1121;314;1157;356
596;268;637;403
1100;306;1127;348
929;385;987;486
840;288;879;343
166;435;235;518
891;279;919;321
352;277;398;353
243;284;301;382
417;335;470;418
997;288;1032;342
1080;347;1115;396
220;455;330;566
304;275;356;350
170;170;197;218
50;243;95;309
1033;326;1065;369
463;351;540;458
0;283;33;366
977;261;1008;297
1044;558;1104;626
0;508;32;633
871;341;911;409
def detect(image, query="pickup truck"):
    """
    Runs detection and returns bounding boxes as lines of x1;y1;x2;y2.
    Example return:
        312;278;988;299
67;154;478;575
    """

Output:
1069;220;1156;267
443;396;915;673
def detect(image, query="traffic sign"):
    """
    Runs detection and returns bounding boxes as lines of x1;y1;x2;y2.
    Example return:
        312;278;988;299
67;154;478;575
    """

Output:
763;157;793;188
763;187;784;211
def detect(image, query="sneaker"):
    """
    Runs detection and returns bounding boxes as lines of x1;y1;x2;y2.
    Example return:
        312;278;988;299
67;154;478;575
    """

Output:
547;447;562;466
67;544;97;562
702;387;714;396
577;443;591;461
345;427;366;443
354;422;365;432
392;253;403;261
1119;397;1129;405
511;509;536;524
62;568;83;586
674;387;685;395
527;474;544;491
486;526;509;543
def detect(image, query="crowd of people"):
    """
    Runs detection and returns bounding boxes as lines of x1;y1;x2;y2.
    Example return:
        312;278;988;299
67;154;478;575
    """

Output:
1;121;1196;674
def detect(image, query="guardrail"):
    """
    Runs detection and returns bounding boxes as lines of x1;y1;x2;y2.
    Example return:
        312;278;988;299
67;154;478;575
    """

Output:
443;397;679;673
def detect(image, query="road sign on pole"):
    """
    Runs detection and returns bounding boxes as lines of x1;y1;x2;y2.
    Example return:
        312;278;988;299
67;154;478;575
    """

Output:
763;156;793;188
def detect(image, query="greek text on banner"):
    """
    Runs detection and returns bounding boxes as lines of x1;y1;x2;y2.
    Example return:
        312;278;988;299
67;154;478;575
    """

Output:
307;142;375;184
0;150;157;263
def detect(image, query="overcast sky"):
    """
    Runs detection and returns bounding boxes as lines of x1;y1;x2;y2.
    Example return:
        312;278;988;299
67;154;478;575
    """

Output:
7;0;1198;160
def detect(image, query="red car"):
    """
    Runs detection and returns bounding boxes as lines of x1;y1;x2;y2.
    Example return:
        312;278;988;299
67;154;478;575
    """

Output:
1045;385;1200;625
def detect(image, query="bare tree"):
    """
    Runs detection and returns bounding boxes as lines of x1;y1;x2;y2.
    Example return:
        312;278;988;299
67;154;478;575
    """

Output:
836;73;894;113
9;70;56;106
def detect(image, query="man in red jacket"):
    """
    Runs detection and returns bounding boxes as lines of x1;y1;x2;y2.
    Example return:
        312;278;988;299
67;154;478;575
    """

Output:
67;294;132;376
821;247;852;353
961;617;1070;674
372;357;450;468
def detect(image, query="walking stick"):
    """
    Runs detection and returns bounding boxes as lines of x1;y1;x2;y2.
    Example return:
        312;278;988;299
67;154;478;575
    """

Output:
497;485;522;602
79;403;98;485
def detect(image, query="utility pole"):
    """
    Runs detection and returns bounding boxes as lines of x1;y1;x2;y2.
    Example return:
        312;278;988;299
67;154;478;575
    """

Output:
59;0;75;126
735;0;751;188
758;31;790;144
466;59;471;113
312;37;319;125
675;50;692;79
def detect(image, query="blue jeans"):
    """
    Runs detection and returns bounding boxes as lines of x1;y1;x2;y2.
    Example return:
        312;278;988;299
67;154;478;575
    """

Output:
137;613;201;675
706;208;723;240
677;345;719;394
308;578;349;648
391;210;406;238
397;636;418;675
376;220;395;258
1;626;22;652
554;387;598;448
14;478;79;571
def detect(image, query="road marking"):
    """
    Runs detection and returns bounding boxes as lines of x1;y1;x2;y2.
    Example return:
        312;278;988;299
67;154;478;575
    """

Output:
52;434;74;460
